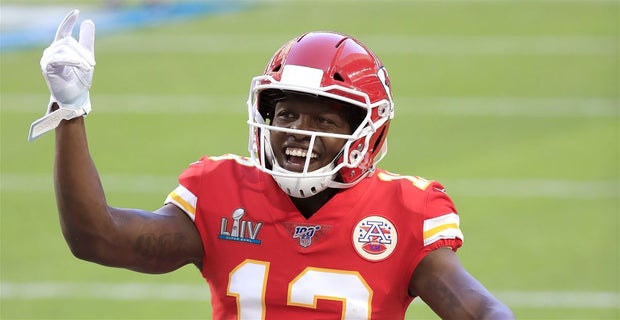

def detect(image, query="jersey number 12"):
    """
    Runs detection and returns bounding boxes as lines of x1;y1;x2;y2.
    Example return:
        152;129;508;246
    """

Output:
228;259;373;319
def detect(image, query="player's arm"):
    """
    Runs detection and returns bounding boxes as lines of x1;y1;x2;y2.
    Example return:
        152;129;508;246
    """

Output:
409;247;514;320
54;116;203;273
30;10;203;274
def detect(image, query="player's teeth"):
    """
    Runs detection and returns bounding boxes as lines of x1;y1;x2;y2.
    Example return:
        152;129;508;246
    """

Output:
286;148;317;158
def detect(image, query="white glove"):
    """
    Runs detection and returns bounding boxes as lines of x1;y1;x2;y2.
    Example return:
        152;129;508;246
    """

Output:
28;9;96;141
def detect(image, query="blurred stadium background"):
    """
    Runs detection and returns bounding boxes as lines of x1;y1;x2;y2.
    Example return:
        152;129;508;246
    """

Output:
1;0;618;319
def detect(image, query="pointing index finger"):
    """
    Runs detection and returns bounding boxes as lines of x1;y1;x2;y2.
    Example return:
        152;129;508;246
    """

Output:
54;9;80;41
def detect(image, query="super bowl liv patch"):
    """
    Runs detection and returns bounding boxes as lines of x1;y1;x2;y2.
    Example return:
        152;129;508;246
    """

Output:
219;208;263;244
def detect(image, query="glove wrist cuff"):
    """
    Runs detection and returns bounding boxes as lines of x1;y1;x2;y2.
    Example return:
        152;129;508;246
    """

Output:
48;94;91;116
29;100;90;141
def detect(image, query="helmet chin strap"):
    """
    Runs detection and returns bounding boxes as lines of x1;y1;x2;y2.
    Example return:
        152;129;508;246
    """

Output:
271;160;335;198
261;127;338;198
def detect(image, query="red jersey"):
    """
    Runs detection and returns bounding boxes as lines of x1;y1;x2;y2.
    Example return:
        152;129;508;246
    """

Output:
165;154;464;320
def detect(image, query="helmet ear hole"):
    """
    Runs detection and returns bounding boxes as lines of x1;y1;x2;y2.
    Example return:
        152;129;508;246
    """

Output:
350;149;362;164
333;72;345;82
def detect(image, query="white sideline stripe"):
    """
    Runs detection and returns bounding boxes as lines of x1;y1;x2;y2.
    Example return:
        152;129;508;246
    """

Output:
396;97;619;118
1;94;617;118
495;291;620;309
1;282;618;309
1;173;617;199
0;282;209;301
442;179;619;199
95;35;618;55
0;174;176;195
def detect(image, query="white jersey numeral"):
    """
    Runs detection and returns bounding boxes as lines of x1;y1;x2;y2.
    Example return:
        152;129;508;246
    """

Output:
377;171;431;190
227;259;373;319
227;260;269;319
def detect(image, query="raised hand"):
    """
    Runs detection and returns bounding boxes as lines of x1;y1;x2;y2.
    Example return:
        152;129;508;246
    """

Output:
28;9;96;141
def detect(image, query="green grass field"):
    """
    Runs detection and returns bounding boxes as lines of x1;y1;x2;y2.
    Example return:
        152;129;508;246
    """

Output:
1;0;618;319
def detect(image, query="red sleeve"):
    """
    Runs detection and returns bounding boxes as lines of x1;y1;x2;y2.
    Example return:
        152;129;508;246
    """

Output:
164;154;256;220
409;180;464;274
163;156;207;220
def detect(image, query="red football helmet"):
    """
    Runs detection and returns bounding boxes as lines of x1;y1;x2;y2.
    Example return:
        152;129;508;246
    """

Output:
247;31;394;198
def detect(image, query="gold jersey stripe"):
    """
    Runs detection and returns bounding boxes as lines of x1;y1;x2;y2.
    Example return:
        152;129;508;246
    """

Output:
423;223;460;240
422;213;464;246
164;185;197;219
169;192;196;215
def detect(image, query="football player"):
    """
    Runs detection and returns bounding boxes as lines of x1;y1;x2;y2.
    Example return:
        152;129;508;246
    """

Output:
30;10;514;319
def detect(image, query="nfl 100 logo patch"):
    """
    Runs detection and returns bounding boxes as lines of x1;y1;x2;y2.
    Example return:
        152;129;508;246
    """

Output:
353;215;398;261
293;225;321;248
283;222;331;248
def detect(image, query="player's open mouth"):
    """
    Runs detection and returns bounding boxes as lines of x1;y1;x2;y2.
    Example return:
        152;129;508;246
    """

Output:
283;147;319;171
